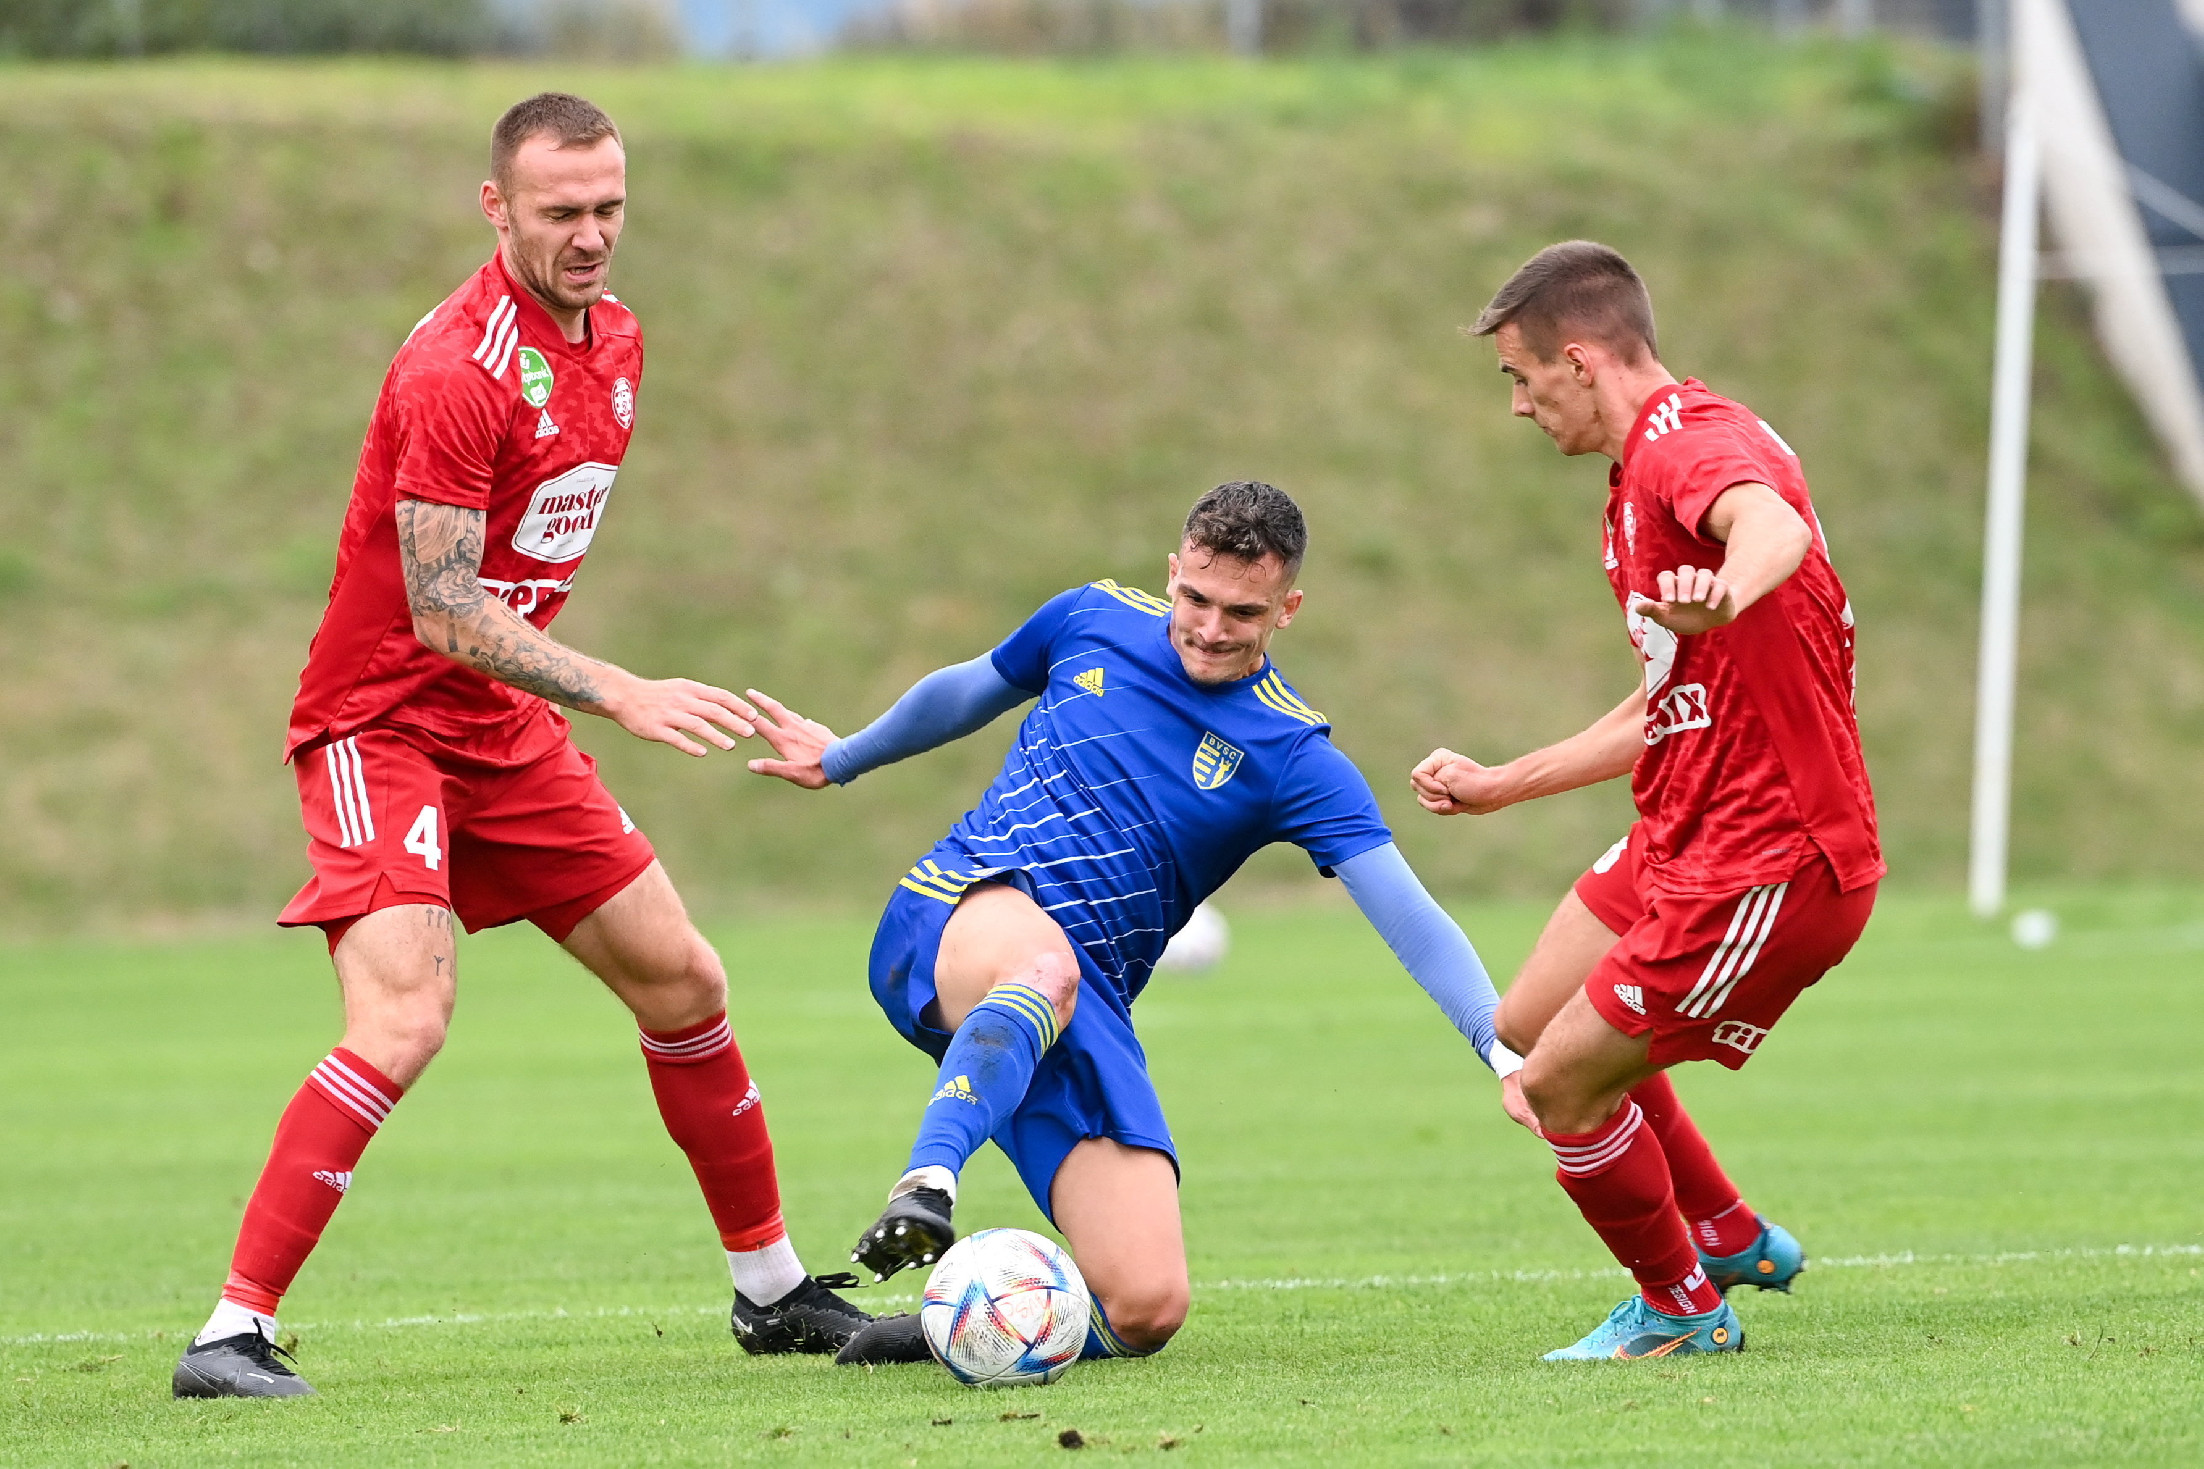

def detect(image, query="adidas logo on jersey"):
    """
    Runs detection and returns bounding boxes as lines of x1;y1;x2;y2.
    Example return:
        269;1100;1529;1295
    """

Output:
313;1170;352;1194
1642;393;1683;442
534;408;560;439
1612;984;1646;1015
931;1075;978;1105
731;1080;761;1118
1074;667;1105;696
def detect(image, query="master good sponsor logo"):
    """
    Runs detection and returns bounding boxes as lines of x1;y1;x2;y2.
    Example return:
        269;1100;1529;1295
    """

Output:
517;347;555;408
1711;1020;1768;1054
611;375;635;429
1191;732;1244;791
511;462;618;563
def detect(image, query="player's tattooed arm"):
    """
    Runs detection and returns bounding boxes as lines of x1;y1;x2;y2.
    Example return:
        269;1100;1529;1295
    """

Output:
396;498;613;708
394;498;759;757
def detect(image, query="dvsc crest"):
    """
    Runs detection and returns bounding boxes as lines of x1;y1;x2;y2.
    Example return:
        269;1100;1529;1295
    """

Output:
1191;733;1243;791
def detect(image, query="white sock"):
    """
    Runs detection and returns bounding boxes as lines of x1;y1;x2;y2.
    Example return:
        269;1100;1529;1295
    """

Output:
194;1297;275;1347
891;1165;957;1205
728;1236;806;1306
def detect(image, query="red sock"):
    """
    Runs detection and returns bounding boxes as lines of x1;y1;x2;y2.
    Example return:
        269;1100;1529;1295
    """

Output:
223;1049;403;1316
1548;1099;1723;1317
1630;1074;1759;1256
639;1013;786;1251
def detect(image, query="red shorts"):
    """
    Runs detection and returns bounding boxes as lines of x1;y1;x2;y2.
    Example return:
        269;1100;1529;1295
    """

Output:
1573;824;1875;1070
278;722;655;942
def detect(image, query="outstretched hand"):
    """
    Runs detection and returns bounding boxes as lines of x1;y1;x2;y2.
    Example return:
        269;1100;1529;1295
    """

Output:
1498;1073;1543;1137
1410;747;1516;816
1629;564;1737;637
602;675;758;758
744;689;839;789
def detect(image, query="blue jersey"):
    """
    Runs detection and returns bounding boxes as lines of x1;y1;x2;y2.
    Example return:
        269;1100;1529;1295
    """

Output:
897;581;1390;1009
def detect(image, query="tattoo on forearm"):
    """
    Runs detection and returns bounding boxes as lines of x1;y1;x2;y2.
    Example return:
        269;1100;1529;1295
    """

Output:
395;499;610;710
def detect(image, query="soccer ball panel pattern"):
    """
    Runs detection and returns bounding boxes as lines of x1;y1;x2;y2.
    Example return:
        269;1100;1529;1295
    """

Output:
920;1228;1090;1387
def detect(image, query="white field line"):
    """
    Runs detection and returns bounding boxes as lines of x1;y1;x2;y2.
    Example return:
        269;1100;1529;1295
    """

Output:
6;1243;2199;1349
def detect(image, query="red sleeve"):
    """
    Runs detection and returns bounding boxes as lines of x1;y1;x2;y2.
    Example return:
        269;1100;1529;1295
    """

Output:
1643;424;1789;541
390;356;508;510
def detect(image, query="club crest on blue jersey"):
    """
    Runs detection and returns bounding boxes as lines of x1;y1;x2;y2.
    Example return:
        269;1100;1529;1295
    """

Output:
1191;733;1244;791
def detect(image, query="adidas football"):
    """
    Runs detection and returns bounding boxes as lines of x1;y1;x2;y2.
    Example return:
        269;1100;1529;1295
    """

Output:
920;1228;1090;1387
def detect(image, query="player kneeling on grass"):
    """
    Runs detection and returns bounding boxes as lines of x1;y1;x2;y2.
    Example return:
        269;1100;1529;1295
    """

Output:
1415;243;1882;1361
745;482;1518;1367
171;93;867;1401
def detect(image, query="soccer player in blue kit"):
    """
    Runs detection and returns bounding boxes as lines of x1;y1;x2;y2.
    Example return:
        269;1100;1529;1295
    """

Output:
744;482;1521;1366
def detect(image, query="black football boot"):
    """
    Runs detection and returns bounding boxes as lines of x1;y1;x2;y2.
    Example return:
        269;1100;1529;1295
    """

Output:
851;1185;955;1284
730;1273;873;1355
834;1311;933;1366
171;1330;316;1399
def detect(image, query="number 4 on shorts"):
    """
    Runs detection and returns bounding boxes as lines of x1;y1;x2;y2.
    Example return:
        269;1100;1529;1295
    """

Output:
404;805;443;871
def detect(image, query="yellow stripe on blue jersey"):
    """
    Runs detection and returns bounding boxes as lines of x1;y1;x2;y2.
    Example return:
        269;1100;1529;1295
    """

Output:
1252;671;1326;726
1088;579;1172;616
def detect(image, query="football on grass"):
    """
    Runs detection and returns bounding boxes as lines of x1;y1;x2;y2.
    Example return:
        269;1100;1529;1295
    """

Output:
920;1228;1090;1387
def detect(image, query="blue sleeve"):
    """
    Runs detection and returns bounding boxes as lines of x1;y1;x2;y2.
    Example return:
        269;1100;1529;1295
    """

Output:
1270;735;1393;873
820;657;1032;786
1334;843;1504;1071
987;586;1088;694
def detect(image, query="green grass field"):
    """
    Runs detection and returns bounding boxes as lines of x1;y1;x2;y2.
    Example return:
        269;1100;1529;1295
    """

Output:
5;890;2201;1465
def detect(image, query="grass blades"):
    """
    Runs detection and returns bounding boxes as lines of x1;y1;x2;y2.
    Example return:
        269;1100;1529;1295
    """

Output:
3;889;2200;1463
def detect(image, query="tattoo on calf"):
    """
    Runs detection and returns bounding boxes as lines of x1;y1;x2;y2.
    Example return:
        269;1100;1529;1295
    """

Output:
394;499;608;710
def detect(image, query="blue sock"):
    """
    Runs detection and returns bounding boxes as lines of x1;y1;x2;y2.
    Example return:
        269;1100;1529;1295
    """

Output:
906;981;1062;1176
1081;1300;1161;1360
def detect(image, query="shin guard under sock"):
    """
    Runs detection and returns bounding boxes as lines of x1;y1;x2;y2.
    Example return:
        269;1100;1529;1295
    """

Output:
1629;1073;1759;1257
221;1049;402;1320
1548;1099;1722;1317
906;981;1062;1177
640;1013;787;1252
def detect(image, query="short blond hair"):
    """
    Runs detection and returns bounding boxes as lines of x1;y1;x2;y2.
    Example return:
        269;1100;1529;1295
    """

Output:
491;92;621;192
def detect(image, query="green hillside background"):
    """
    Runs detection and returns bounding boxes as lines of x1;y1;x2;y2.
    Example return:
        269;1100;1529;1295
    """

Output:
3;35;2201;933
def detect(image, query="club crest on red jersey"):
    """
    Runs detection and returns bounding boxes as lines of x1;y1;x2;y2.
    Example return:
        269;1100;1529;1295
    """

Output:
612;375;635;429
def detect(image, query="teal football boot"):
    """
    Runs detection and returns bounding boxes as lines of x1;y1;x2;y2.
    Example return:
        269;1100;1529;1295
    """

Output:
1542;1296;1744;1361
1698;1215;1805;1294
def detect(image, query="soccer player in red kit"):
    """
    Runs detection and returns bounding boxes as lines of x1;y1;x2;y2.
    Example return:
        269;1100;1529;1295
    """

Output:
1413;242;1881;1360
171;93;868;1399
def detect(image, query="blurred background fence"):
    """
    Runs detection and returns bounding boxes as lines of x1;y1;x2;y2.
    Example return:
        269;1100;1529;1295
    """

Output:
2;0;1987;59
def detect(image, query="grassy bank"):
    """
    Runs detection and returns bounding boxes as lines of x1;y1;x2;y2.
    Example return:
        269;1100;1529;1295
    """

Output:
2;39;2201;931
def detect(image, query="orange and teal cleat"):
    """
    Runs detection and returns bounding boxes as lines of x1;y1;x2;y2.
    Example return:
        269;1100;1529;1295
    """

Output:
1699;1215;1806;1294
1541;1296;1744;1361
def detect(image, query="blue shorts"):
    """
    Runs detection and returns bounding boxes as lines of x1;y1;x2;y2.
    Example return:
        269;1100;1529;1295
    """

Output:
867;883;1178;1221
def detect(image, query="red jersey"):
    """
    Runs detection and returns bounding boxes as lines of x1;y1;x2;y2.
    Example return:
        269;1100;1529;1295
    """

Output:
287;255;642;762
1603;379;1882;895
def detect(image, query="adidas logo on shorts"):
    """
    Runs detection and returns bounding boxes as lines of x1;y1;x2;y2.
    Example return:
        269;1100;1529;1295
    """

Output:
1613;983;1646;1015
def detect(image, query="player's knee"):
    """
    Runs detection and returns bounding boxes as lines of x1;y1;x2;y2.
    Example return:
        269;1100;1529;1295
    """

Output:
1012;948;1080;1031
1100;1280;1188;1352
1494;995;1542;1057
1518;1061;1611;1138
